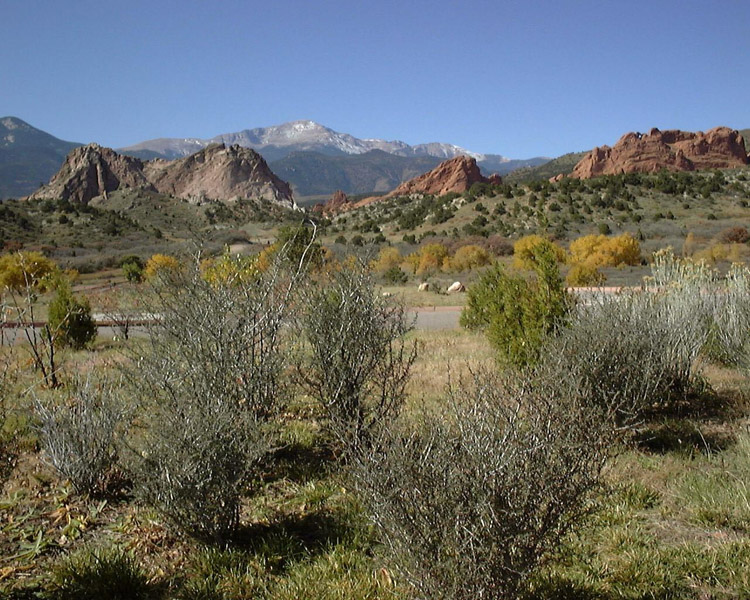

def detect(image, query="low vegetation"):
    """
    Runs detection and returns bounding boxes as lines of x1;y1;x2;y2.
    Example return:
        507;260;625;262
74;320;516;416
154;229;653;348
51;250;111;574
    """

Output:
2;167;750;597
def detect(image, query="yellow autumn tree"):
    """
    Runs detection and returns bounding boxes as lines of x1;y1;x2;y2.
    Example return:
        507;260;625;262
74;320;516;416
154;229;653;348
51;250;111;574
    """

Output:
201;248;261;286
415;243;450;276
569;233;641;268
371;247;403;273
0;251;58;291
447;244;491;272
565;263;606;287
143;254;181;280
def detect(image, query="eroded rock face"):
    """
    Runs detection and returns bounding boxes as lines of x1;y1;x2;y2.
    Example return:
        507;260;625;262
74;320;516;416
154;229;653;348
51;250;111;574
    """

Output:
386;155;495;197
571;127;749;179
355;156;501;207
29;144;154;204
145;144;294;206
321;190;350;214
29;143;296;209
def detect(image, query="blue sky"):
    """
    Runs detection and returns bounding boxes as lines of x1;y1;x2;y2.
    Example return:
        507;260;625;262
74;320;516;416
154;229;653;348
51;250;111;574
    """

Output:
4;0;749;158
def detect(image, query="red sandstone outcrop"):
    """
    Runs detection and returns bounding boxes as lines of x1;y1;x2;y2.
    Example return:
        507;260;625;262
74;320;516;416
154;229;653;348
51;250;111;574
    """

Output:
321;190;351;214
355;156;500;207
571;127;749;179
29;143;296;209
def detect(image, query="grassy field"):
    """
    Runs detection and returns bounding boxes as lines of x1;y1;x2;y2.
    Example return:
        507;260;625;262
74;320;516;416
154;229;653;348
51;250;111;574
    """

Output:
1;318;749;598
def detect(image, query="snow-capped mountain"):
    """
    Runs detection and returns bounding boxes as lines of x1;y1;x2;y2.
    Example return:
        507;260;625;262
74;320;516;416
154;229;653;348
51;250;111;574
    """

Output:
119;120;503;163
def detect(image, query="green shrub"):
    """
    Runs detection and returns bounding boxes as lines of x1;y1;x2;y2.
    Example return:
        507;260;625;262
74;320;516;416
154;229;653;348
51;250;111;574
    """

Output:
48;280;96;350
383;265;408;284
120;255;144;283
461;244;569;367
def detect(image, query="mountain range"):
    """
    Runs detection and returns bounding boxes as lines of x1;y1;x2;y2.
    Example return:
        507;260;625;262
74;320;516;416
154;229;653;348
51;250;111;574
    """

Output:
0;117;548;199
0;117;81;199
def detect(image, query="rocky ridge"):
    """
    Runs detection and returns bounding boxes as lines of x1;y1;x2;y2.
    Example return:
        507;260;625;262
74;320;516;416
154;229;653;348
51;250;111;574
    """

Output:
571;126;749;179
30;143;296;208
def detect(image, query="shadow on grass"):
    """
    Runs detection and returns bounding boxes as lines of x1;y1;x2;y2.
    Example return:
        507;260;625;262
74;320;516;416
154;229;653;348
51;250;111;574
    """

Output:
634;419;735;455
232;508;359;570
261;439;337;485
523;577;604;600
634;382;744;455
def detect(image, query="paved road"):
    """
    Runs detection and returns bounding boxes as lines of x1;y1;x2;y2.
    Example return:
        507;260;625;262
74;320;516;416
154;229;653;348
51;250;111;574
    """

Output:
409;306;462;330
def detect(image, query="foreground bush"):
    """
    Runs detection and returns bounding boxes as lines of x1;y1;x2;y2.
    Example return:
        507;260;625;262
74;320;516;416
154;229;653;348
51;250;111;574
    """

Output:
297;261;416;454
35;375;125;495
127;254;296;542
351;370;610;600
47;279;97;350
461;244;569;367
545;249;728;426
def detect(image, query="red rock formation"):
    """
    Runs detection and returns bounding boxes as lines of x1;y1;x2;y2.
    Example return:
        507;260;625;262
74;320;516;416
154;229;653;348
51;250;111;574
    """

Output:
571;126;749;179
355;156;500;207
29;143;296;209
321;189;350;214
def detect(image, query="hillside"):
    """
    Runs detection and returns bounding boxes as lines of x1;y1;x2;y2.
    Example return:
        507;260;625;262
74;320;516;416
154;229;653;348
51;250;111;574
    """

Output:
270;150;443;196
505;152;587;183
0;117;82;199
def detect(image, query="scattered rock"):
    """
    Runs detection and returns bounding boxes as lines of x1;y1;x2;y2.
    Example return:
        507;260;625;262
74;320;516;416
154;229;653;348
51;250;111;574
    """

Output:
447;281;465;293
418;282;430;292
571;126;749;179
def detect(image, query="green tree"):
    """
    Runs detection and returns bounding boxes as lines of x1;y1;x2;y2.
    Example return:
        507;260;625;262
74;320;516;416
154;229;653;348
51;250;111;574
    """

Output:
120;255;144;283
48;280;97;350
461;244;568;367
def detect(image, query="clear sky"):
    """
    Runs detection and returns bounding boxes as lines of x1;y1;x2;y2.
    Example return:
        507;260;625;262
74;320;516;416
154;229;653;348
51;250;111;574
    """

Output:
4;0;749;158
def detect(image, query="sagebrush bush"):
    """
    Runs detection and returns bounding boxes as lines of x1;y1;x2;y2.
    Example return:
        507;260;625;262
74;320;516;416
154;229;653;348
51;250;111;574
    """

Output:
541;292;700;427
35;375;125;495
297;260;416;454
704;263;750;365
544;250;725;426
351;370;610;600
127;252;295;542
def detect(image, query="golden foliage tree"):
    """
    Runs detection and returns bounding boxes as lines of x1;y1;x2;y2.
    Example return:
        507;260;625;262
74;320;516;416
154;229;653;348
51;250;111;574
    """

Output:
0;251;58;291
447;244;491;272
569;233;641;268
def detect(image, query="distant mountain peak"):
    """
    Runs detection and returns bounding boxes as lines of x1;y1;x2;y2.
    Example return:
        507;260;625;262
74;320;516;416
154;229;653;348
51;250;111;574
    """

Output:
118;120;511;164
